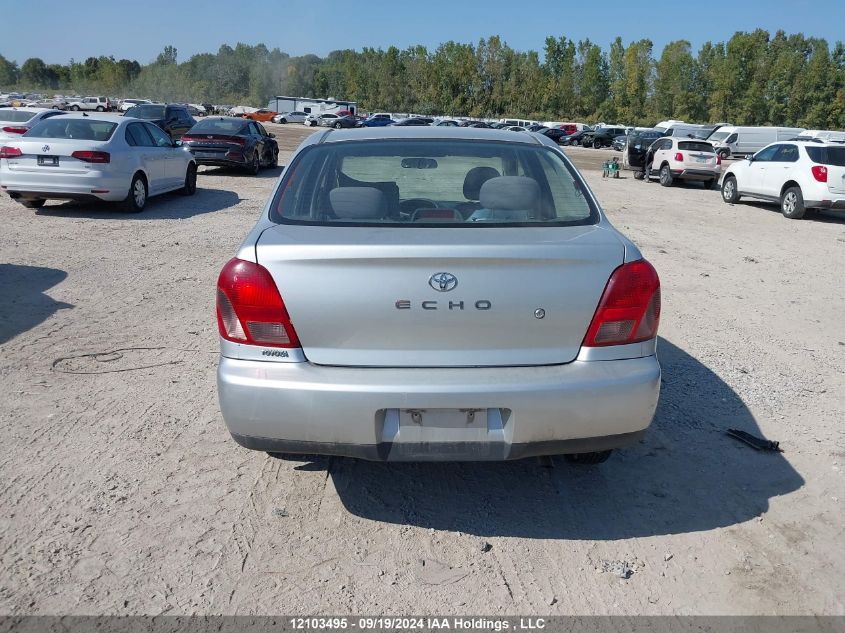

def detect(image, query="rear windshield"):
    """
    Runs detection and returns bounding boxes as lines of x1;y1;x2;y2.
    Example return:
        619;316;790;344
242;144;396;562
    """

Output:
124;104;165;119
189;119;247;135
806;146;845;166
271;139;597;227
678;141;715;152
24;118;117;141
0;110;38;123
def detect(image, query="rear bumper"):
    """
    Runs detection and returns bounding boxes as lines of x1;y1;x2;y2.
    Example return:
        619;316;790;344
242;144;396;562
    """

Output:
217;352;661;461
0;171;127;202
806;198;845;210
672;168;720;180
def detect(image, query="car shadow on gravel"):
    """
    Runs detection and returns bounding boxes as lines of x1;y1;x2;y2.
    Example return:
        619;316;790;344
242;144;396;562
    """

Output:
199;166;284;179
0;264;73;344
315;337;804;539
32;187;242;220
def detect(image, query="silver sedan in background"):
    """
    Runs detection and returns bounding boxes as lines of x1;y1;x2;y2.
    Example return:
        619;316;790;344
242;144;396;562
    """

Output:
0;107;67;142
0;113;197;211
216;127;662;463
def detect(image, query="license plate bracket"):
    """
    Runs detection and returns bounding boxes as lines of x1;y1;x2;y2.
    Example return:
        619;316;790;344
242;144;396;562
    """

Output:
37;155;59;166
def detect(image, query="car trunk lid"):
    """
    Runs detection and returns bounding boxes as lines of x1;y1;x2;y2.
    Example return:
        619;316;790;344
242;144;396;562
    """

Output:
255;224;624;367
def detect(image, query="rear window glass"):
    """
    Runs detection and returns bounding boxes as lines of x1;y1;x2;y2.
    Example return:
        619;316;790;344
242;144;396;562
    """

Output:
190;119;246;134
0;110;38;123
24;118;117;141
678;141;714;152
125;105;165;119
806;146;845;166
271;139;597;227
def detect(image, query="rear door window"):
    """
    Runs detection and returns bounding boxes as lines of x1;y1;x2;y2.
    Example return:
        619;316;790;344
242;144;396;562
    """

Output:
806;146;845;166
125;122;155;147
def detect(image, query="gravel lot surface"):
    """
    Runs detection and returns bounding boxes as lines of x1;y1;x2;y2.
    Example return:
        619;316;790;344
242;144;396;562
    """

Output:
1;125;843;615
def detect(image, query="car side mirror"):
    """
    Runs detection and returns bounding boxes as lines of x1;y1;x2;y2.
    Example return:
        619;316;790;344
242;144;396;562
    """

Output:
269;133;275;138
747;155;755;163
173;139;182;147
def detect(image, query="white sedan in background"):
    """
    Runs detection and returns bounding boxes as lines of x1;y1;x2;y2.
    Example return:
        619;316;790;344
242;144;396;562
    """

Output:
0;107;67;142
0;113;197;212
271;111;308;124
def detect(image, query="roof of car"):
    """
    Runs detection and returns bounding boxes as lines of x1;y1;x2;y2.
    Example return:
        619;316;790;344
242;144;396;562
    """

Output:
2;107;51;113
316;126;548;145
54;113;128;122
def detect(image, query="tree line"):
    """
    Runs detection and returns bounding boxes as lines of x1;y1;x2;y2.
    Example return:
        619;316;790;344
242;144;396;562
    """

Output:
2;30;844;128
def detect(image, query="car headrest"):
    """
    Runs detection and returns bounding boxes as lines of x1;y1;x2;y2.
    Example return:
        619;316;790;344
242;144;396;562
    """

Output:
479;176;539;211
329;187;387;219
462;166;500;200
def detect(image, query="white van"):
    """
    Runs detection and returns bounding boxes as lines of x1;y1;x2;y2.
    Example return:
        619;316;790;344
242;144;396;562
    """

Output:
794;129;845;144
654;119;686;132
708;126;805;158
663;123;716;139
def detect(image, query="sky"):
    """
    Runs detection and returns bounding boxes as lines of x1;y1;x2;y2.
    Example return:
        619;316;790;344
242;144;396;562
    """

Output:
2;0;841;66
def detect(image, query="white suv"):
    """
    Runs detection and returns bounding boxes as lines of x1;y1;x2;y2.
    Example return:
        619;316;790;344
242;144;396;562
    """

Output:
720;141;845;219
67;96;111;112
647;137;721;188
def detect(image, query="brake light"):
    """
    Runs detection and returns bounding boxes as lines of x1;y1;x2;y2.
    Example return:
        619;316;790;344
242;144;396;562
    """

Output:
0;146;22;158
674;152;684;162
2;126;27;134
812;165;828;183
216;258;300;348
583;260;661;347
716;154;722;166
71;150;110;163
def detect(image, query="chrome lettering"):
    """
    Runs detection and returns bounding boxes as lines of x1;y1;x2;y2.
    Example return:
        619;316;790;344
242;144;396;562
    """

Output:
448;301;464;310
475;300;492;310
422;301;438;310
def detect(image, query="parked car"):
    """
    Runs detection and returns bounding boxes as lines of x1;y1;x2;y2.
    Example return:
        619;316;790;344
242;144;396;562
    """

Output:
393;117;434;126
612;135;627;152
181;116;278;175
0;107;67;142
361;113;395;127
435;119;460;127
214;127;662;463
0;113;197;211
119;99;152;112
123;103;196;141
708;126;804;159
623;129;665;177
582;126;627;149
242;109;277;123
272;111;308;124
559;130;589;146
323;114;362;129
539;128;568;143
720;141;845;219
304;113;341;127
526;124;547;132
26;98;67;110
67;96;112;112
646;137;721;188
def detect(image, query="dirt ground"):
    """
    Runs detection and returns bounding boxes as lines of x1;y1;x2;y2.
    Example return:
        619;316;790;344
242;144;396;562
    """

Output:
1;124;844;616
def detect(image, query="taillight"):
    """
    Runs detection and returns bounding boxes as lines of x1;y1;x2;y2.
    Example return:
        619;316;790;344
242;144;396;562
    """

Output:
716;154;722;165
674;152;684;162
812;165;828;183
1;126;27;134
0;146;22;158
71;150;110;163
216;258;300;348
583;260;661;347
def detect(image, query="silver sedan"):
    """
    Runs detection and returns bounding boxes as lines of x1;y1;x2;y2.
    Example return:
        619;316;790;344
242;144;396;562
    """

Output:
0;113;197;211
216;127;661;462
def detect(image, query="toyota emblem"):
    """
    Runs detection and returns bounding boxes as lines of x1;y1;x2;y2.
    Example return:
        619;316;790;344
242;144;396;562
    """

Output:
429;272;458;292
42;145;50;153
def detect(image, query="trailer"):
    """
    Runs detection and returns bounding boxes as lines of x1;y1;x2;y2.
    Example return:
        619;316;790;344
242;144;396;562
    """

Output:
266;95;357;116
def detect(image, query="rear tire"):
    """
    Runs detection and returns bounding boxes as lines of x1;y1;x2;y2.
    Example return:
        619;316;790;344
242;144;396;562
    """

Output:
122;173;147;213
721;176;739;203
633;171;644;181
334;122;342;129
659;164;674;187
248;151;260;175
717;149;730;160
19;198;46;209
180;163;197;196
781;186;806;219
565;450;613;465
269;149;279;168
70;105;80;111
96;106;104;112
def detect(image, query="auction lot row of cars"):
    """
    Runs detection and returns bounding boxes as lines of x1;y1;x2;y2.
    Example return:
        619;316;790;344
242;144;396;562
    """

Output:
0;105;279;212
